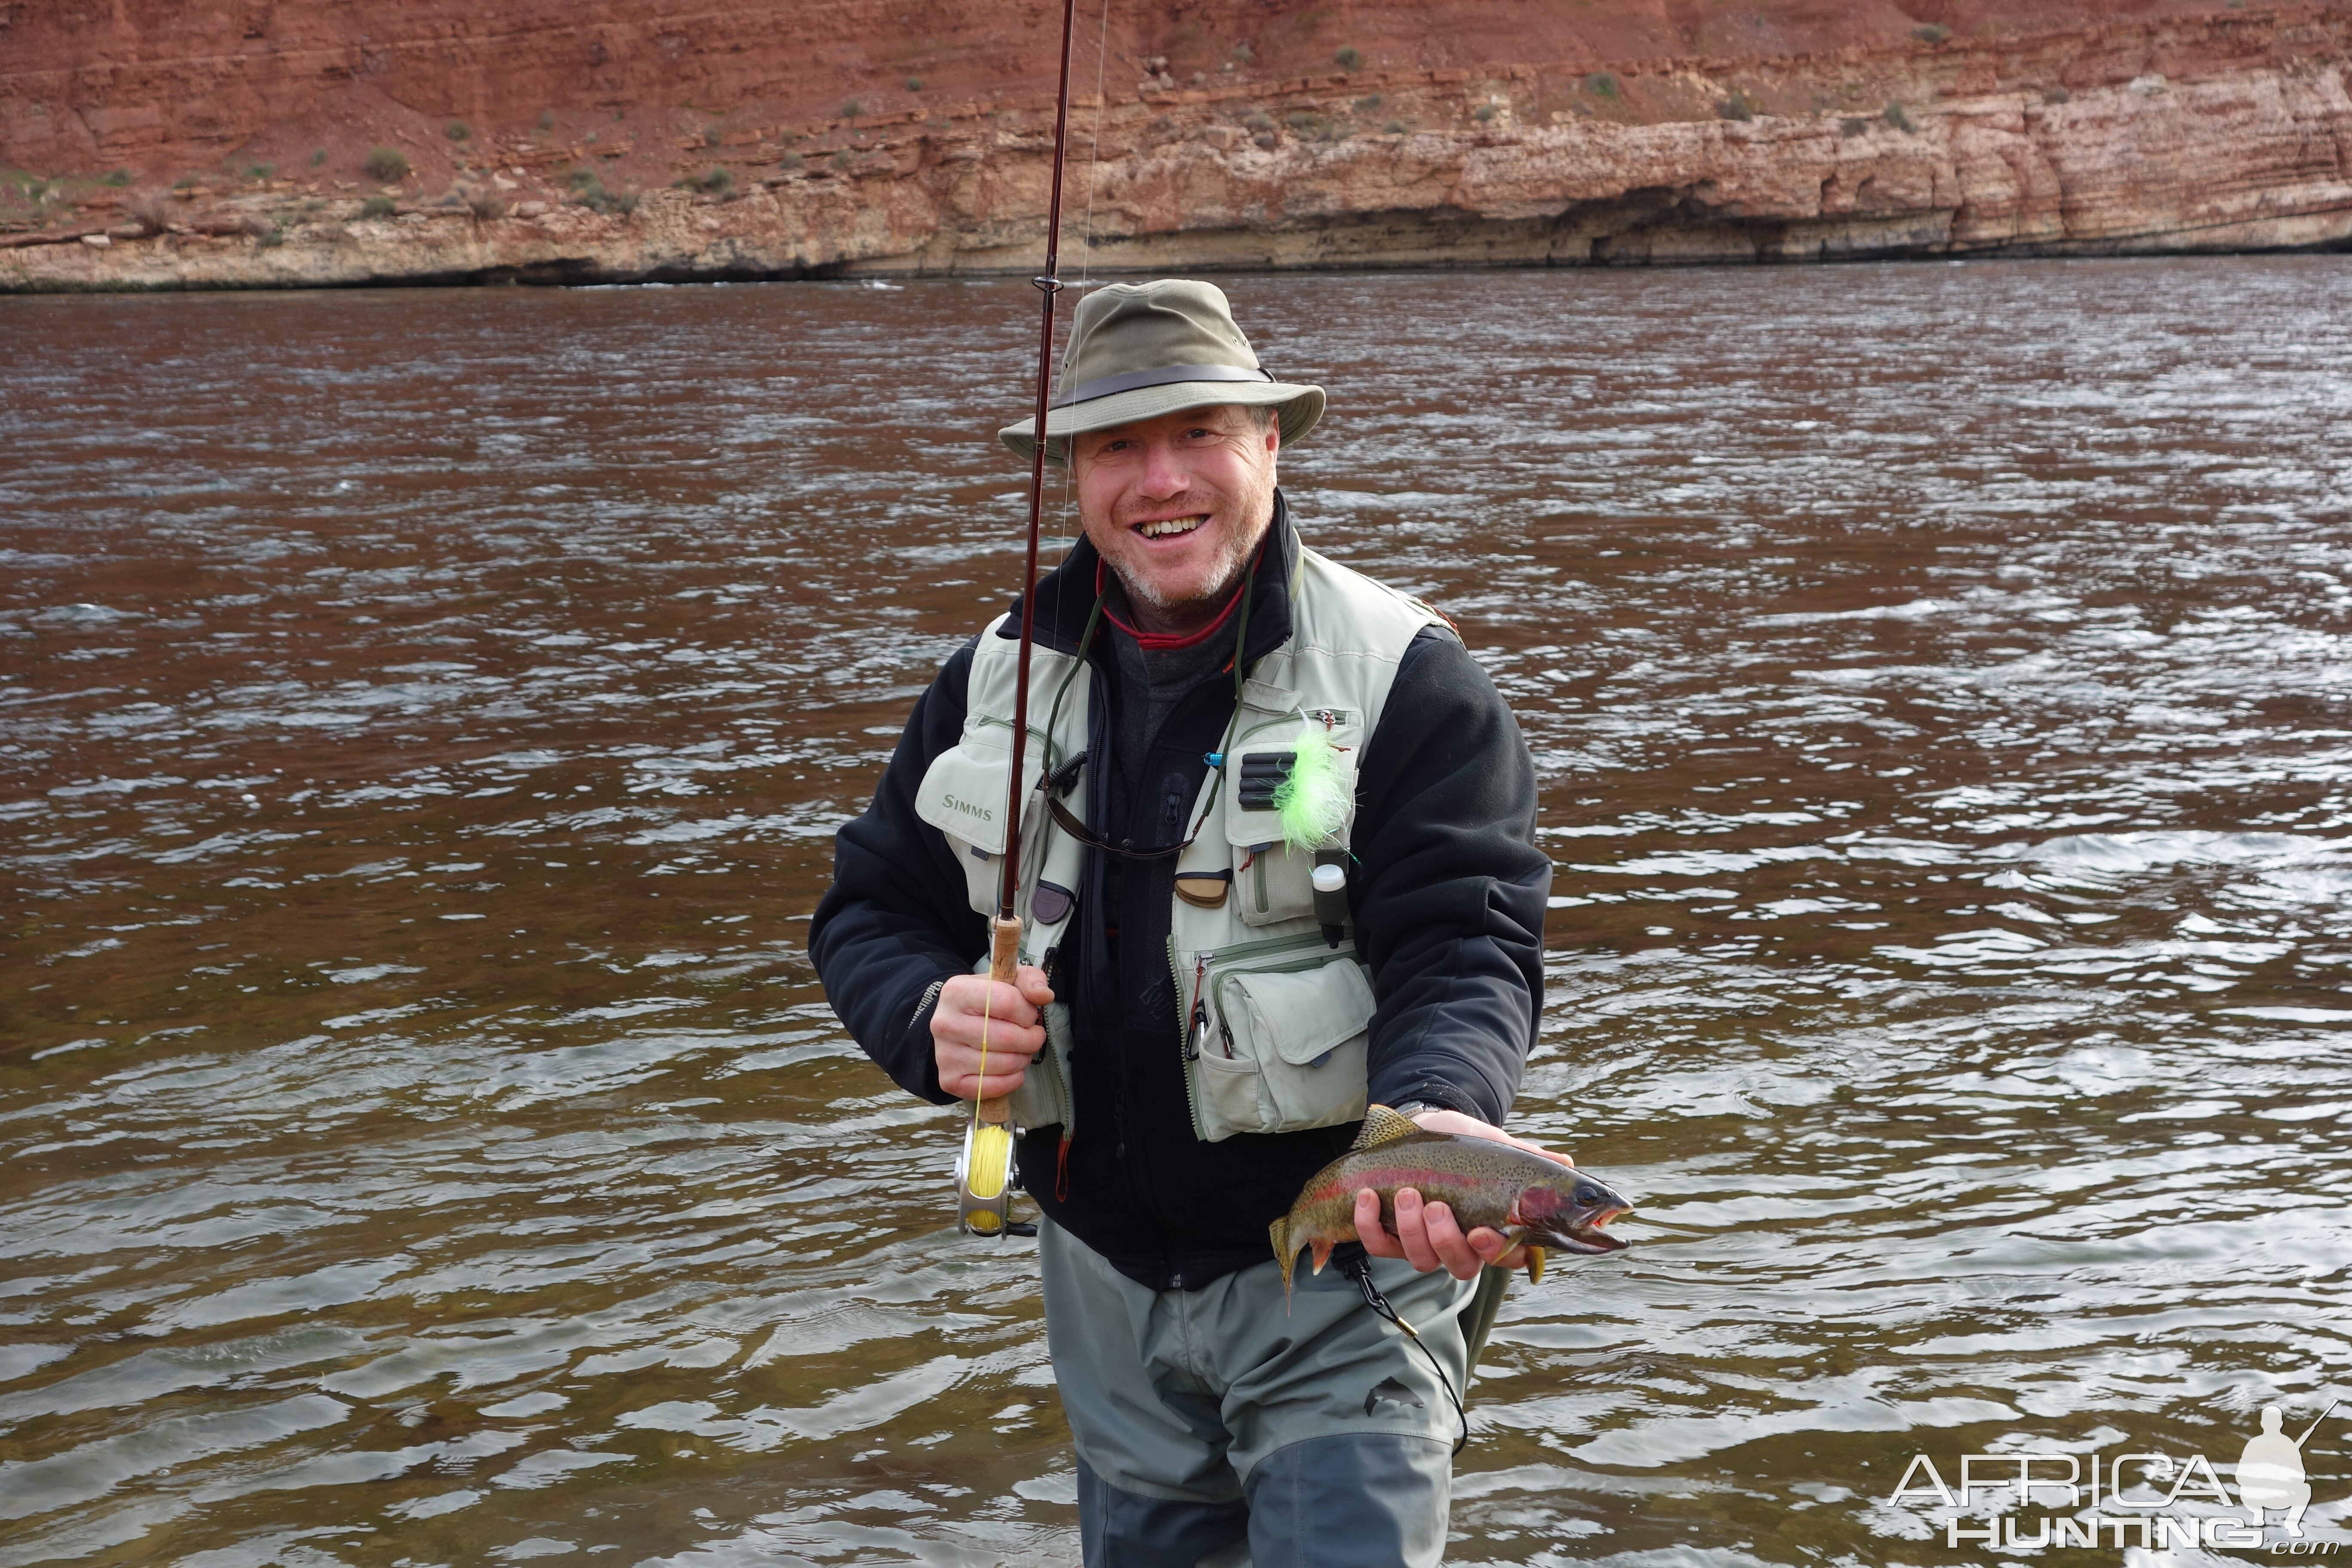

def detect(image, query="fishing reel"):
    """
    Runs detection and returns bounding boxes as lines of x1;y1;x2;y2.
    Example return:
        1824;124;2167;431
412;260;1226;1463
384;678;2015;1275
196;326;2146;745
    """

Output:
956;1114;1015;1236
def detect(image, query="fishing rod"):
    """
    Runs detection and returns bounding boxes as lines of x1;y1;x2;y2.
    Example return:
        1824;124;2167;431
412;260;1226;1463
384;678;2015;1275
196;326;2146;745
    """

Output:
956;0;1084;1237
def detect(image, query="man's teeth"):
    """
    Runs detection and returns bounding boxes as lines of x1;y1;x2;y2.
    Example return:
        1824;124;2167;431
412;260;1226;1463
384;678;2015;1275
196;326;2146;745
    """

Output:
1139;516;1206;539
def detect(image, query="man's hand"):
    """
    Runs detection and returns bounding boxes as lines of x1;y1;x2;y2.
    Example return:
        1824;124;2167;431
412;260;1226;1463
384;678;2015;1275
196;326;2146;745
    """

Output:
1353;1108;1574;1280
931;965;1054;1101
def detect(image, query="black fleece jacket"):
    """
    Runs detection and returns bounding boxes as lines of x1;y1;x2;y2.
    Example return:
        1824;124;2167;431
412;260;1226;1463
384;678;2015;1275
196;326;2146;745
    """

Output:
810;496;1550;1291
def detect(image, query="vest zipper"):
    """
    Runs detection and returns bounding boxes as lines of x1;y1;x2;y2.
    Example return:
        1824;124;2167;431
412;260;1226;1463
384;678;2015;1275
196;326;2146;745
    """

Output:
1170;934;1208;1140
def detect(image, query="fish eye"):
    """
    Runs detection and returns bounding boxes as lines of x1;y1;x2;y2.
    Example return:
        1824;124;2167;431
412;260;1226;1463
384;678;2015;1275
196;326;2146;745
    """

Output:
1574;1185;1601;1205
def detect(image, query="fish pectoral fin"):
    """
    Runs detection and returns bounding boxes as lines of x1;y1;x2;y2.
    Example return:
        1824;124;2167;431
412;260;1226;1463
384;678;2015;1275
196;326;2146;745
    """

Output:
1524;1246;1546;1286
1351;1103;1421;1149
1309;1238;1334;1275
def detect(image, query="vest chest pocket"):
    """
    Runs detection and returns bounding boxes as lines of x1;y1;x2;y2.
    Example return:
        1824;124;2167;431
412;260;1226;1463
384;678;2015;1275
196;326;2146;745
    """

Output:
1223;716;1360;928
913;733;1046;918
1189;950;1374;1140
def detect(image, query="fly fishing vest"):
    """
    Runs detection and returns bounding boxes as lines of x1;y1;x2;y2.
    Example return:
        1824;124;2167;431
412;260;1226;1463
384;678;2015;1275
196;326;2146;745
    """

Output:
913;546;1452;1145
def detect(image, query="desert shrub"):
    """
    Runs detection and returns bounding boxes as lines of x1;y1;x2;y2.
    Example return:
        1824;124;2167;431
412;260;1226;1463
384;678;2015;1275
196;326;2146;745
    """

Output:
246;162;275;181
1231;41;1254;63
364;147;410;183
682;166;733;195
173;175;197;190
360;195;397;218
1354;93;1382;111
467;189;505;219
259;224;285;248
1335;46;1360;70
562;166;638;213
781;151;805;173
1717;92;1755;121
1585;71;1620;100
1841;116;1870;138
447;120;470;141
1883;101;1914;132
1384;119;1408;134
309;148;327;166
906;75;923;91
128;193;171;235
830;149;852;169
1243;110;1274;132
538;109;556;129
102;168;132;187
1472;103;1496;122
1912;23;1951;43
2043;86;2071;105
841;99;863;119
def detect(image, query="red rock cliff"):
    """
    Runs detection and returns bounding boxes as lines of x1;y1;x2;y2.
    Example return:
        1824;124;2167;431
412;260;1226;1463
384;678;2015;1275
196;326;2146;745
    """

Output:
4;0;2348;289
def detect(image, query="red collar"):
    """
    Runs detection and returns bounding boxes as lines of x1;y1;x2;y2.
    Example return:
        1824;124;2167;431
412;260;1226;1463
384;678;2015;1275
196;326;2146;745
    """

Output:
1096;539;1265;651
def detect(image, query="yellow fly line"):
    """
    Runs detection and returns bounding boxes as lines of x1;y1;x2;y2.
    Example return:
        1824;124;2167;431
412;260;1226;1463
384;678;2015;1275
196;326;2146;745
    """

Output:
965;987;1013;1220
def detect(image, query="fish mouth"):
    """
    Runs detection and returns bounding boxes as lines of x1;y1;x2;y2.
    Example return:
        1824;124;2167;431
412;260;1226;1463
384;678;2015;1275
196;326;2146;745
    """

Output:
1537;1207;1632;1255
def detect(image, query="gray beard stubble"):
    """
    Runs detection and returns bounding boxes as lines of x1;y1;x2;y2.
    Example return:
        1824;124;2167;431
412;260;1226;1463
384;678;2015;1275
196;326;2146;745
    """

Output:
1115;505;1271;615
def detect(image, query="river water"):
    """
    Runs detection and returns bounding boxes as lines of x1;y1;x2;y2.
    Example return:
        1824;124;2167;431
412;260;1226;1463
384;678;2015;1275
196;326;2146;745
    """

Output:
3;260;2349;1567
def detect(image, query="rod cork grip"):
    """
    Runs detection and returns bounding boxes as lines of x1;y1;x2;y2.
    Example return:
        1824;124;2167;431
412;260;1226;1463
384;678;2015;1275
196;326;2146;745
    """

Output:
976;916;1023;1127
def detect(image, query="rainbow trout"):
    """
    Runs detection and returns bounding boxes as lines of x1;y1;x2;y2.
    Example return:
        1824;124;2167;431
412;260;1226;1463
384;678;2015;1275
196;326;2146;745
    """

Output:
1270;1104;1632;1296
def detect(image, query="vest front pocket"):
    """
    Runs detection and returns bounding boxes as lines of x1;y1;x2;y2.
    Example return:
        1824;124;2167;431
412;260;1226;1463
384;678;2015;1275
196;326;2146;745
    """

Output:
1179;939;1375;1140
1214;956;1374;1131
1194;1051;1270;1136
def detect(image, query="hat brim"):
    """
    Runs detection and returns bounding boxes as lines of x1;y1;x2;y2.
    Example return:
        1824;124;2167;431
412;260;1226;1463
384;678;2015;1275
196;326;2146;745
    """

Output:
998;380;1324;467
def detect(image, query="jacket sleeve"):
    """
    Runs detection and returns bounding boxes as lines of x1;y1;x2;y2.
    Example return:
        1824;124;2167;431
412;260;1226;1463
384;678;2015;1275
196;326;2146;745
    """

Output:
1352;627;1550;1125
808;638;990;1105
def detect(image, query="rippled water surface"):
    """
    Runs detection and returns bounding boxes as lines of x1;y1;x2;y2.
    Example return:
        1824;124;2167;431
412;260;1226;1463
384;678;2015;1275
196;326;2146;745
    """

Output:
4;260;2350;1566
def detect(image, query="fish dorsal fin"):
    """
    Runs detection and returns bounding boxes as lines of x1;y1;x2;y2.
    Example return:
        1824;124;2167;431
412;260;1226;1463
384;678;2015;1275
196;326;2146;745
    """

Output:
1352;1104;1421;1149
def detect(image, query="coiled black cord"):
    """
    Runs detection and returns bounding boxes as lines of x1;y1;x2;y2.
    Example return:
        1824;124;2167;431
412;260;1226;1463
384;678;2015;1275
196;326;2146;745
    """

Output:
1339;1254;1469;1455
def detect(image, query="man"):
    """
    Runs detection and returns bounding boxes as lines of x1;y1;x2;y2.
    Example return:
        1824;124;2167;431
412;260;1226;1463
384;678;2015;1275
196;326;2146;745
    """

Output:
812;279;1556;1564
2235;1406;2313;1536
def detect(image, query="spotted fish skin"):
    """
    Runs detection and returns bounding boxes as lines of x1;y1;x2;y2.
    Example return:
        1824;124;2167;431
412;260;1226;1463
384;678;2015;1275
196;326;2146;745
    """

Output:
1268;1105;1633;1296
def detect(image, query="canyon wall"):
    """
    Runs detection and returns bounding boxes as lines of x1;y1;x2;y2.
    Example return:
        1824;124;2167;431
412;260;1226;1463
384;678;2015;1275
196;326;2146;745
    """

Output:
4;3;2348;290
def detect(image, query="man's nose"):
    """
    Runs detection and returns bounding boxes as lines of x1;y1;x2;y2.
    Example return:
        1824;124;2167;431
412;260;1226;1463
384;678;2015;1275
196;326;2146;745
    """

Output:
1136;441;1188;497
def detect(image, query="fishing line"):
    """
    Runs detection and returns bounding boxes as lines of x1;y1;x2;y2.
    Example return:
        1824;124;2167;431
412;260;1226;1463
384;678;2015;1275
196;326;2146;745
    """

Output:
1045;0;1113;590
1340;1254;1470;1455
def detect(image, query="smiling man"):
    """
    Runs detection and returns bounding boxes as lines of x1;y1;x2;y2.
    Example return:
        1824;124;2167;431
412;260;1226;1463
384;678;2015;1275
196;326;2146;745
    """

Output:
812;280;1554;1565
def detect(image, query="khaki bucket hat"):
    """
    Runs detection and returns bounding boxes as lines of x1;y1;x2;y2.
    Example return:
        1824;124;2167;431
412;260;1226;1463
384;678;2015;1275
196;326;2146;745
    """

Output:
998;279;1324;466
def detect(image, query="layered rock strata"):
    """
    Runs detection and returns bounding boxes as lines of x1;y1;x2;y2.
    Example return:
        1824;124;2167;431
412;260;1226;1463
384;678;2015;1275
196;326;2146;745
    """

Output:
5;8;2348;290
